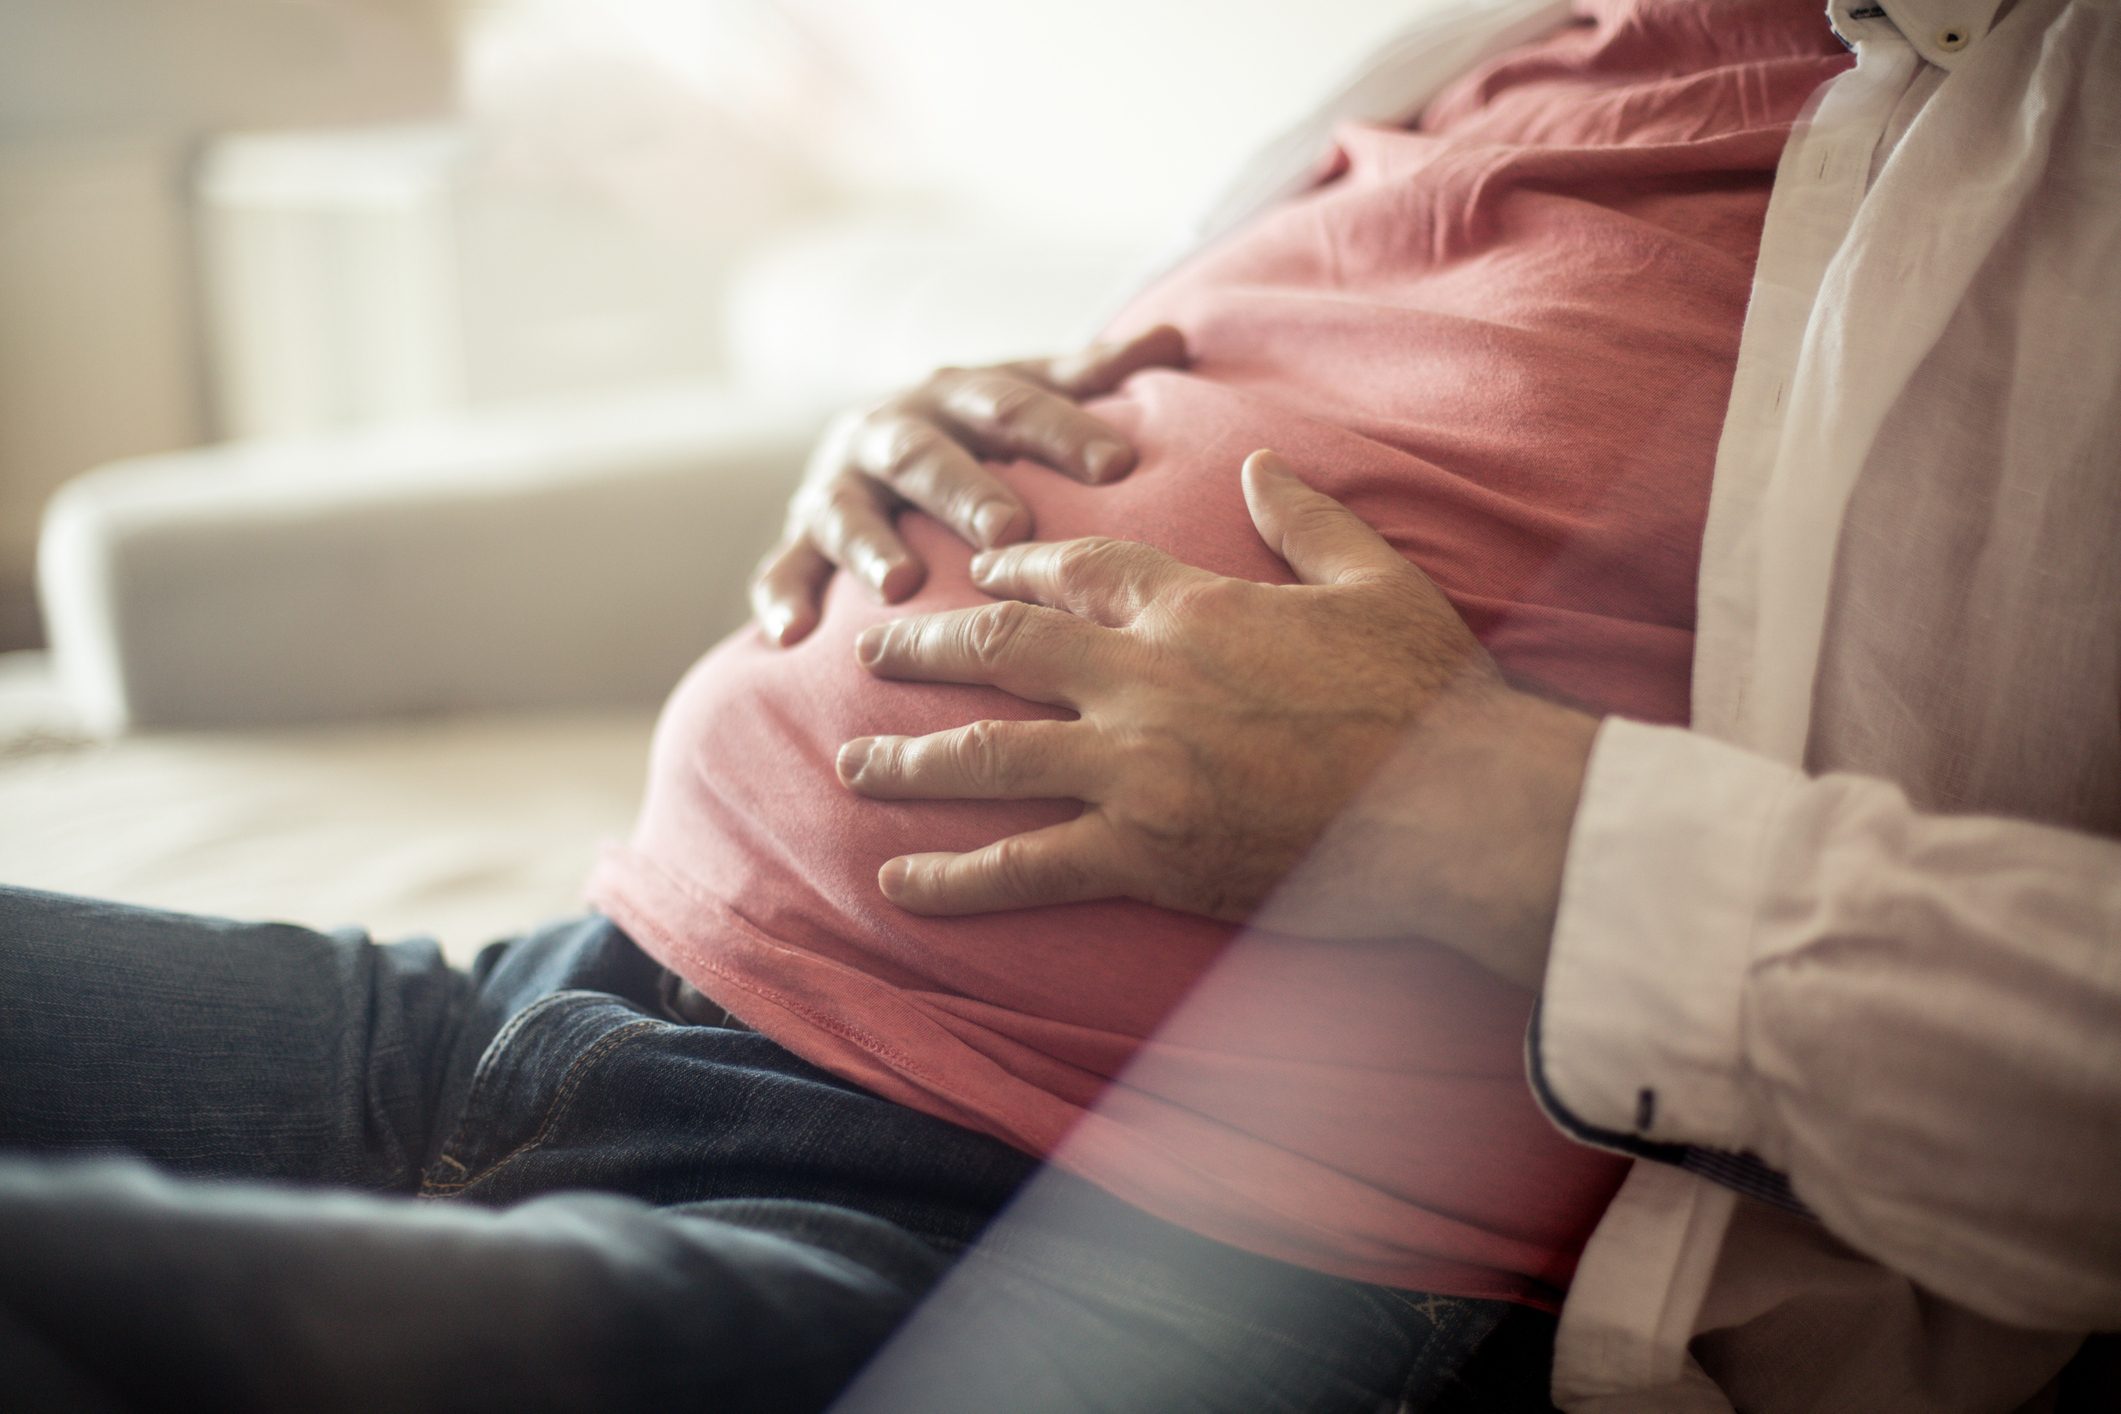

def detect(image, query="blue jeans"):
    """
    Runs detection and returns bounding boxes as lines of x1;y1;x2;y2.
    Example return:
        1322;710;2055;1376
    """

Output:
0;886;1558;1412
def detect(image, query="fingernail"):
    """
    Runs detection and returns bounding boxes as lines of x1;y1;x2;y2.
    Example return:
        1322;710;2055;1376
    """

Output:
761;605;793;643
969;550;998;580
1085;440;1129;482
836;738;872;784
856;625;887;667
878;857;910;897
972;502;1015;548
861;550;895;591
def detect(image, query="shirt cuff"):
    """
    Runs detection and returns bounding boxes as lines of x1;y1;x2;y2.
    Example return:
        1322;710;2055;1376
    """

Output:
1531;718;1804;1158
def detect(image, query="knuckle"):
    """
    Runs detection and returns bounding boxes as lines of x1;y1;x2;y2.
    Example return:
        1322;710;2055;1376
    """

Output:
987;835;1054;900
879;422;946;482
952;720;1010;791
943;481;992;531
822;480;876;518
981;378;1047;434
1057;536;1123;587
818;479;869;510
855;735;896;784
1056;412;1110;455
810;498;873;557
1169;575;1251;621
965;600;1033;668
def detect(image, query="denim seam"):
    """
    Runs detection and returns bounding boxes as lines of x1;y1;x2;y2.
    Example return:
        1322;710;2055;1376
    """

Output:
419;1015;661;1197
1373;1287;1490;1407
413;989;569;1190
445;990;586;1145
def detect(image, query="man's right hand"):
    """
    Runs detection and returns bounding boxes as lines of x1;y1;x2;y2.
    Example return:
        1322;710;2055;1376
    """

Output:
750;324;1187;646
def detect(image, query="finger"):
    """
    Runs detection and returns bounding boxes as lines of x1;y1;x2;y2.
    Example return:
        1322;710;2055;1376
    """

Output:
750;538;832;646
878;814;1129;915
804;478;925;602
928;371;1137;485
1029;323;1189;399
855;600;1116;707
837;719;1093;801
851;414;1031;550
1240;449;1407;587
967;535;1206;628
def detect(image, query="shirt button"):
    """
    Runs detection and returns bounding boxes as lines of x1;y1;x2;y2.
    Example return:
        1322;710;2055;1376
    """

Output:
1937;27;1971;49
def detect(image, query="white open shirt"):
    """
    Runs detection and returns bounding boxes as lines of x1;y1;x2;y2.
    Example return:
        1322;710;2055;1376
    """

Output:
1166;0;2121;1407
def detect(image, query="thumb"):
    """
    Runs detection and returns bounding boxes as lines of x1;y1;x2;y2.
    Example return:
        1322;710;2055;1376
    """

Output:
1241;449;1405;586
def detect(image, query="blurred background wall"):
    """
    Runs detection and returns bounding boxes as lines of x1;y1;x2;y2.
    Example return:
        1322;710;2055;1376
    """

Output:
0;0;1427;651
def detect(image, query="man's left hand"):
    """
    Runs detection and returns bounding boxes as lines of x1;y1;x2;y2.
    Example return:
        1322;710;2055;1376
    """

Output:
838;449;1598;987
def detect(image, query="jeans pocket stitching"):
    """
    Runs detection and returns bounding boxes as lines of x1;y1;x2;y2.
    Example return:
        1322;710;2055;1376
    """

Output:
444;989;583;1141
419;1010;660;1197
414;990;575;1187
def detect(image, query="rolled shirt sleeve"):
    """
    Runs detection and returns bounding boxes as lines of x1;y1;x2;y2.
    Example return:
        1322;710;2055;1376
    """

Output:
1532;716;2121;1330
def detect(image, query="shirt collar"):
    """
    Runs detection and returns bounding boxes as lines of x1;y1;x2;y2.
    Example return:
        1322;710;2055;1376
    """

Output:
1832;0;2011;69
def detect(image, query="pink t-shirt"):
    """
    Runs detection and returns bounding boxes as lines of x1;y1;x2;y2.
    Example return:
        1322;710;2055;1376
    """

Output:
591;0;1850;1305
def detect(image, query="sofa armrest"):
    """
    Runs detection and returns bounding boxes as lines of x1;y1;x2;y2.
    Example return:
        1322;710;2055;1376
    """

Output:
39;384;826;731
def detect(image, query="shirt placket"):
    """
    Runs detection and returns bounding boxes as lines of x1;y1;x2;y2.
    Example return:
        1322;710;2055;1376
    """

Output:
1554;9;1932;1404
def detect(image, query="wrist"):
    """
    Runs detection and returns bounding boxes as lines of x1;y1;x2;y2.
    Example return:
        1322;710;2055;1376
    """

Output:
1401;684;1599;989
1243;676;1600;982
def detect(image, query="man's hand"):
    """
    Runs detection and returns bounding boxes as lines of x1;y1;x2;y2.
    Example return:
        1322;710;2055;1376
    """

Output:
836;449;1601;988
750;325;1188;646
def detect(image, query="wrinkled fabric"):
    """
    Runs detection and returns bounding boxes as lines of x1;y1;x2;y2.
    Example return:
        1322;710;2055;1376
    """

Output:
591;0;1850;1301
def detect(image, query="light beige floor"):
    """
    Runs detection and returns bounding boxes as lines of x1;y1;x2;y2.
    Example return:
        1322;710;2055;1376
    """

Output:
0;683;655;965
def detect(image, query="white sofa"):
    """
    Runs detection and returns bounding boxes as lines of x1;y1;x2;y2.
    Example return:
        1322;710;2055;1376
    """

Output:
37;382;824;733
6;382;825;958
